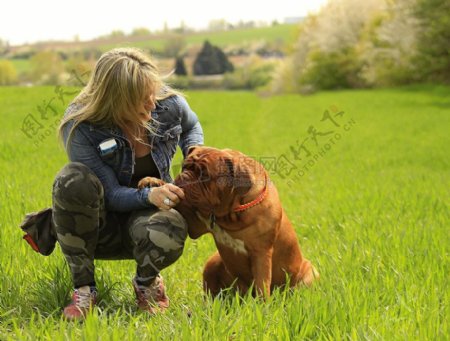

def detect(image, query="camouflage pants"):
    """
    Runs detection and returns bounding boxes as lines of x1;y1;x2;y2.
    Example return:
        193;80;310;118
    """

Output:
52;162;188;288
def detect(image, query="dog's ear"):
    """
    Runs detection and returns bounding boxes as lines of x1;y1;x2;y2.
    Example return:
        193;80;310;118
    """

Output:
183;145;201;159
233;163;252;196
218;157;252;196
186;145;200;157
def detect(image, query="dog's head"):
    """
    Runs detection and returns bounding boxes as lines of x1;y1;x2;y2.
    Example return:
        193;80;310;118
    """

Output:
174;146;254;217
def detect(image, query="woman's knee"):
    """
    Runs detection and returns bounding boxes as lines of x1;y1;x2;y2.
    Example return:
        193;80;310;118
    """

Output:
53;162;103;206
52;162;103;243
132;209;188;262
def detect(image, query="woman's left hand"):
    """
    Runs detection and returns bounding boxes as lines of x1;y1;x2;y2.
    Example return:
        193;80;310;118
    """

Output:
147;183;185;210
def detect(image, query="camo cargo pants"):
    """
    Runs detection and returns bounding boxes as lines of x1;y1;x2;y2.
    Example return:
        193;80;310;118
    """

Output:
52;162;188;288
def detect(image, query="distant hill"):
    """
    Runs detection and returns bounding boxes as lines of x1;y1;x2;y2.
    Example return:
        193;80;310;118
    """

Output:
1;24;299;87
7;24;298;56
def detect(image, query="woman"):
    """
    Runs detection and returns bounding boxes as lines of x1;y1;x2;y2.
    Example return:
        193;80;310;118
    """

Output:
53;48;203;320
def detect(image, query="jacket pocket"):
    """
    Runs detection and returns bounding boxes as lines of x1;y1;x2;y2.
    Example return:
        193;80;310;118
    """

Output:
98;138;123;169
100;149;122;169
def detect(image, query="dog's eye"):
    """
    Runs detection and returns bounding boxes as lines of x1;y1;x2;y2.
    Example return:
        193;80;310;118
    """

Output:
182;159;194;170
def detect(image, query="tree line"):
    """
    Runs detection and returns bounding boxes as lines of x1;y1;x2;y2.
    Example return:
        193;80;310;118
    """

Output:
0;41;249;88
1;0;448;91
272;0;449;93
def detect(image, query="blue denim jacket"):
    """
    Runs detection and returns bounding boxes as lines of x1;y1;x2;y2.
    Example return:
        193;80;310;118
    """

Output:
62;95;204;212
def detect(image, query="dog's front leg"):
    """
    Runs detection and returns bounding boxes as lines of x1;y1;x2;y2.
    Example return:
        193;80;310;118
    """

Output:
250;247;273;298
174;203;209;239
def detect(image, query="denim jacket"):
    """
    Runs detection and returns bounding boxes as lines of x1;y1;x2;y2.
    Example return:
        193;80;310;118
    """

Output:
62;95;204;212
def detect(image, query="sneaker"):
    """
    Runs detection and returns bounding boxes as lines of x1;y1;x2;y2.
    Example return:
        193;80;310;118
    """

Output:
132;275;169;314
63;286;97;320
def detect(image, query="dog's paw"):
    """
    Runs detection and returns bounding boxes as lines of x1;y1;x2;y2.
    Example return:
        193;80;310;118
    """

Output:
137;177;166;189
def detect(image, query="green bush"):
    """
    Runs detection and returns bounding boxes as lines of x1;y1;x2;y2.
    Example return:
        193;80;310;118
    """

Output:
30;51;64;85
167;75;225;90
189;75;224;89
223;58;276;90
167;75;190;89
300;48;365;90
415;0;450;83
0;60;18;85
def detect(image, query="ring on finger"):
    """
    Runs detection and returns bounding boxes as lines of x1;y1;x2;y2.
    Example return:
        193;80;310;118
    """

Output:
163;197;171;206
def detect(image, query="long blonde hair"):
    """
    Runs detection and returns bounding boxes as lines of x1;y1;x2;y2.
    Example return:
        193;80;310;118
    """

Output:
58;47;181;147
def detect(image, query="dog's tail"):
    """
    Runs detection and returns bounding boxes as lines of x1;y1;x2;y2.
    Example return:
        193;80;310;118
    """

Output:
299;260;319;287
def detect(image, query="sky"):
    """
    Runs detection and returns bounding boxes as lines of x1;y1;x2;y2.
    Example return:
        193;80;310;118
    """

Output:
1;0;329;46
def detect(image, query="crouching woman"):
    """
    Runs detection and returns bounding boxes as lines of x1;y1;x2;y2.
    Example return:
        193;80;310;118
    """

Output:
52;48;203;319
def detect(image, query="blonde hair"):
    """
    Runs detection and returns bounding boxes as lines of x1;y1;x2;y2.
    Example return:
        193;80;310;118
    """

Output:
58;47;181;147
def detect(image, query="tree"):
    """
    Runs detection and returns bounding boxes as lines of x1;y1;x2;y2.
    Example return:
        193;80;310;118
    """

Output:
109;30;125;39
0;60;17;85
0;38;10;56
173;21;188;34
174;56;187;76
358;0;419;86
272;0;384;93
131;27;151;36
163;35;186;58
193;41;234;75
208;19;229;31
414;0;450;83
65;51;93;85
30;50;64;84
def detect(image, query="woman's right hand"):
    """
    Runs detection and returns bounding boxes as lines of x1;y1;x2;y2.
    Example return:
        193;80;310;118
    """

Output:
148;183;185;210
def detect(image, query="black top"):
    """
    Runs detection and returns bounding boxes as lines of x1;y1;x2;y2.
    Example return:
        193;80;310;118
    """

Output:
130;153;160;188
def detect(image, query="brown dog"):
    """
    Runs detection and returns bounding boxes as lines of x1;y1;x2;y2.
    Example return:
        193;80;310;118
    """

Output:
138;146;318;297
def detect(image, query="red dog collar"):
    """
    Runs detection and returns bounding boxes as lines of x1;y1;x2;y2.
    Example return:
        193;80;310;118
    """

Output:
234;174;269;213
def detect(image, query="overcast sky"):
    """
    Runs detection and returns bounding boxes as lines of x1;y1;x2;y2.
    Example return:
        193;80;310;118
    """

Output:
1;0;329;45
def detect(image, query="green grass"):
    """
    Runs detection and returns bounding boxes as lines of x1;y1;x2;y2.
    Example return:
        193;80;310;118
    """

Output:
0;86;448;339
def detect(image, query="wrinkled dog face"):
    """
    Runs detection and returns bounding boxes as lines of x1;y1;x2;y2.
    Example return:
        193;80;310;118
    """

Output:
175;146;252;216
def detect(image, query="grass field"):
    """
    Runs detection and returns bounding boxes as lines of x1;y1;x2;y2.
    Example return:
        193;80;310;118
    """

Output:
0;85;448;339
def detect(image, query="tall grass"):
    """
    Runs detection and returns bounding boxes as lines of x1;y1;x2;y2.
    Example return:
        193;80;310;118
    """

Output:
0;86;448;339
